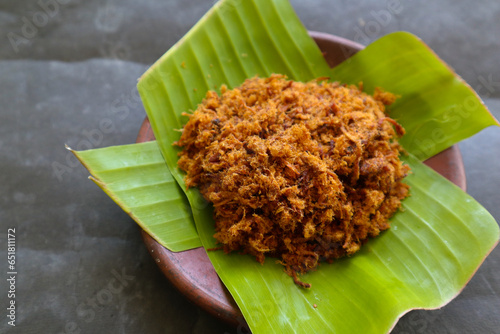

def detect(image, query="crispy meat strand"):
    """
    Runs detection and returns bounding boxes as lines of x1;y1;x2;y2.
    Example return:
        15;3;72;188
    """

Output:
175;74;410;287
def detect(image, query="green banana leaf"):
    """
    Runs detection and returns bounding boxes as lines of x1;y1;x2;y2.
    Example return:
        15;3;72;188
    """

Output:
71;141;201;251
74;0;500;333
329;33;498;161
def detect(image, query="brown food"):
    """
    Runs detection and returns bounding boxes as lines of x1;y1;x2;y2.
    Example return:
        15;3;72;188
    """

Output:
175;74;410;287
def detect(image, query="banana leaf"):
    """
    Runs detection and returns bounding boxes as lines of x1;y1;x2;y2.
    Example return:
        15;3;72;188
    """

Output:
75;0;499;332
329;32;498;161
70;141;201;251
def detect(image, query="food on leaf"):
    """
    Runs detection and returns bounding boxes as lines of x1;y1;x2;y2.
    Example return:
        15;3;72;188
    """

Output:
175;74;410;287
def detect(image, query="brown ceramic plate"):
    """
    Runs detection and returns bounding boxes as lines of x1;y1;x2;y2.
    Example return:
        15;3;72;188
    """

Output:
136;31;466;327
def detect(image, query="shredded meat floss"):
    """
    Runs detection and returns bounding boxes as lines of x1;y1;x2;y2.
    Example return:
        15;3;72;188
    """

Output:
175;74;410;288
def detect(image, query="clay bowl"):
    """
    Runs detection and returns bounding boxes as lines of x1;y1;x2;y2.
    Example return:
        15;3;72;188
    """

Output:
136;31;466;327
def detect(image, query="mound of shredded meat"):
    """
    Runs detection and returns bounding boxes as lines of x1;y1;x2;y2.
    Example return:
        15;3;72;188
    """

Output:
175;74;410;288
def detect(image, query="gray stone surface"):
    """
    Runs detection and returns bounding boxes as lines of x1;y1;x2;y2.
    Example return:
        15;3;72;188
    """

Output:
0;0;499;333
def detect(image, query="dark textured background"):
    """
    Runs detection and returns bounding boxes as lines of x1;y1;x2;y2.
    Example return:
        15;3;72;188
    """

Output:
0;0;499;333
